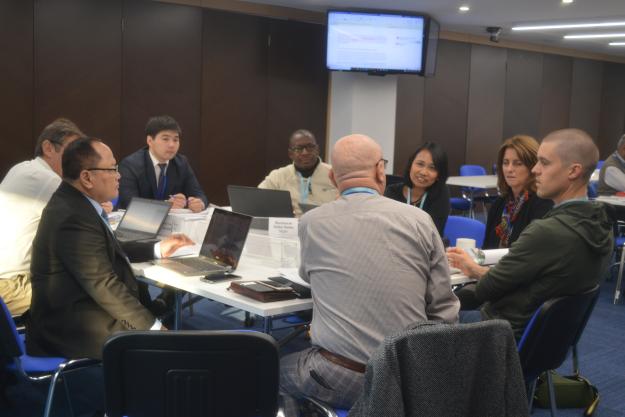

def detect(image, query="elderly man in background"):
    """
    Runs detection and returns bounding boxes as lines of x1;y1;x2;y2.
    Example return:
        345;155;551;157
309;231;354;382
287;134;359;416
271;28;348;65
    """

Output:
0;119;83;315
597;133;625;195
259;129;337;216
280;134;459;414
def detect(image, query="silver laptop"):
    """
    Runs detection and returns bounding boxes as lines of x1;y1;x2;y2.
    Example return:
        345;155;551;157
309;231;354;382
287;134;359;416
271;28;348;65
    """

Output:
227;185;294;218
154;208;252;276
115;197;172;242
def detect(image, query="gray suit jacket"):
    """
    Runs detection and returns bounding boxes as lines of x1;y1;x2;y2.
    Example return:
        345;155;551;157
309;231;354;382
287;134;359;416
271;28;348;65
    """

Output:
26;182;156;359
348;321;529;417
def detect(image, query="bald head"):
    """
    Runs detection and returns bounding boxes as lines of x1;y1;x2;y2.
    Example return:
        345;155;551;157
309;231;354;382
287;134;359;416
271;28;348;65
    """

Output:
542;128;598;181
330;134;385;192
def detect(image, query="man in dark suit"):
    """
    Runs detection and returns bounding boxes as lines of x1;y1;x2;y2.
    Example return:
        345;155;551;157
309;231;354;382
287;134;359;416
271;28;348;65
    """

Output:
26;137;192;360
117;115;208;212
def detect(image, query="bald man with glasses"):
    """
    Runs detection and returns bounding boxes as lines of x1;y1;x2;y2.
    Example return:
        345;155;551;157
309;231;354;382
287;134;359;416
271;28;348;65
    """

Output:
259;129;338;216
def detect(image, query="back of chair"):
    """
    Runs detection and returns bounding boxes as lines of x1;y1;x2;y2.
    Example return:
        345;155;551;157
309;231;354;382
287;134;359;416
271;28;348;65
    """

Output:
460;165;487;176
103;331;280;417
517;286;600;382
0;297;24;358
443;215;485;248
385;174;404;187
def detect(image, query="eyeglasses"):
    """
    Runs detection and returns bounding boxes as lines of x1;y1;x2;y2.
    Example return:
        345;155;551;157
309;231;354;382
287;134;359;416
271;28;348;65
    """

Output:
86;165;119;173
289;144;318;154
377;158;389;168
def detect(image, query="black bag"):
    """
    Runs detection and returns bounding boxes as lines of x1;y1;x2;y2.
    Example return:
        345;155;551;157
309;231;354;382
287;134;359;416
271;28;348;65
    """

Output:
534;371;599;416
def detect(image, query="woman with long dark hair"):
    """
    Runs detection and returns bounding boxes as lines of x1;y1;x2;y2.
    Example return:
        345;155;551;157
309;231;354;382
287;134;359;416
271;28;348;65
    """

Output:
385;142;450;236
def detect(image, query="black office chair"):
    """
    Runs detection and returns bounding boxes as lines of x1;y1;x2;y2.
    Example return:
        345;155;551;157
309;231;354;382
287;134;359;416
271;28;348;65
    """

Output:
517;285;600;417
103;330;280;417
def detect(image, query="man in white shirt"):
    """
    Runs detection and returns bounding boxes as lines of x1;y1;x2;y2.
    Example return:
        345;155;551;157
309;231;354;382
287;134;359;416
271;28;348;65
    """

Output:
259;129;338;216
0;119;83;315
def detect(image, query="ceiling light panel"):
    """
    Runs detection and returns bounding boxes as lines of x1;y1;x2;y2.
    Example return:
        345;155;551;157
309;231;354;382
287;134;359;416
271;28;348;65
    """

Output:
513;22;625;31
564;33;625;39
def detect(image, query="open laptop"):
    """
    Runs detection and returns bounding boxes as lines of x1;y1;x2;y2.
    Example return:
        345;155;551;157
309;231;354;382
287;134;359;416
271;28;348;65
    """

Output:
153;208;252;276
227;185;294;218
114;197;172;242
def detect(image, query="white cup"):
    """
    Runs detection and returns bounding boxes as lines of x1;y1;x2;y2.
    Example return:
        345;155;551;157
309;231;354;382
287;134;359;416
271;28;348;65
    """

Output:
456;238;476;253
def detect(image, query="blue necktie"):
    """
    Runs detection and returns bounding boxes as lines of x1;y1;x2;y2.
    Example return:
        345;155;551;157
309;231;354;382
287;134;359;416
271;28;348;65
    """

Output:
156;163;167;200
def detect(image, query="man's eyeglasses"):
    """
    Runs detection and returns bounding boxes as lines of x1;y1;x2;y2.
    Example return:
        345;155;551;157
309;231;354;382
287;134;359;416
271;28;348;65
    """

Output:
86;165;119;173
289;144;318;154
377;158;389;168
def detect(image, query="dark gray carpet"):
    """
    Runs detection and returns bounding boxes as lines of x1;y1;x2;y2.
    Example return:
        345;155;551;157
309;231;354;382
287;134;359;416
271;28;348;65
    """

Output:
2;280;623;417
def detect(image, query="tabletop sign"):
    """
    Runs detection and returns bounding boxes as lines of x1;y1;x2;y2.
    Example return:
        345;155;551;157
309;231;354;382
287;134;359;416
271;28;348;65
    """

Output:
268;218;298;239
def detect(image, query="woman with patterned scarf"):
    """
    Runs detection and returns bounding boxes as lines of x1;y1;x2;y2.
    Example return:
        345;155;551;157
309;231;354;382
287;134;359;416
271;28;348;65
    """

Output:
483;135;553;249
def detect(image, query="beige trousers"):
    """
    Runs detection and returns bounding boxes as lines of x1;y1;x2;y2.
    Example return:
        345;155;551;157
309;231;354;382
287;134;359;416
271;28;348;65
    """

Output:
0;273;31;315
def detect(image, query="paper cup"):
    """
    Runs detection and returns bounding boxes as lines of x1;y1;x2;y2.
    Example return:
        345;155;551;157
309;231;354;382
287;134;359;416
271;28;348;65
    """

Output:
456;238;476;252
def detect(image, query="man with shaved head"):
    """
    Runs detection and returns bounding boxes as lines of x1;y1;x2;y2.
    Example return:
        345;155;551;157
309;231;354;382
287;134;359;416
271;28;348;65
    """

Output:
449;128;613;337
280;134;459;413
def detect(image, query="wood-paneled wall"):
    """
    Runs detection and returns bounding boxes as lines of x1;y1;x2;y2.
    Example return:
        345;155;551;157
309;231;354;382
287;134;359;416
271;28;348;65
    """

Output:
0;0;328;205
394;39;625;177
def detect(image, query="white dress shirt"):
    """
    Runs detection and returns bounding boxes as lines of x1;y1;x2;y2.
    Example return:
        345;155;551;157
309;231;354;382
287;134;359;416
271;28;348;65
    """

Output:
0;157;60;278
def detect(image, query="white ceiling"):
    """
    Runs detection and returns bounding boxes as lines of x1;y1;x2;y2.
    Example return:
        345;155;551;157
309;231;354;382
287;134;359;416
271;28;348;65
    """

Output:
247;0;625;58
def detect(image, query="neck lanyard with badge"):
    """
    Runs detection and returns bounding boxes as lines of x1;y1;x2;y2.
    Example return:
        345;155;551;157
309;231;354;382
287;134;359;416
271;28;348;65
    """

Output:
342;187;378;196
406;187;427;209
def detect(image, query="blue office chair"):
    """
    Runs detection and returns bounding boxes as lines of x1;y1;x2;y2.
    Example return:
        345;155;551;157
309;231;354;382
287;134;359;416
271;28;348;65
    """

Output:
443;215;486;248
301;397;349;417
103;330;279;417
460;164;494;218
587;181;598;199
0;297;99;417
517;285;600;417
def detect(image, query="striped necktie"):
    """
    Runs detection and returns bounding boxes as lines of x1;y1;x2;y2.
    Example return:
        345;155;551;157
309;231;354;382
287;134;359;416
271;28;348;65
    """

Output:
156;163;167;200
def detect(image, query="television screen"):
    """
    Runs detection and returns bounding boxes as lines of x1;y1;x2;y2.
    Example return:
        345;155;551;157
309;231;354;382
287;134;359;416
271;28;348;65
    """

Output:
326;10;427;74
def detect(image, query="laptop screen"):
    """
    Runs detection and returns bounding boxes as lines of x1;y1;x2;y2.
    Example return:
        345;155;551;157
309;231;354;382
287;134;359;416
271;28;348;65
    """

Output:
227;185;294;218
200;208;252;268
118;197;171;234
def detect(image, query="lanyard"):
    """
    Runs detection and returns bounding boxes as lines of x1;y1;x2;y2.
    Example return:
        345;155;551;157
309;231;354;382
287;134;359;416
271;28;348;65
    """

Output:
406;187;428;209
341;187;378;196
297;173;312;204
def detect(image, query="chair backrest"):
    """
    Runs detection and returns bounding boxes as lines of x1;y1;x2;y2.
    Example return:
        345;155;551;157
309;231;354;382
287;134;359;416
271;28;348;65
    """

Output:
460;164;487;176
348;321;528;417
587;181;598;198
103;330;280;417
0;296;24;358
517;285;600;382
443;215;486;248
385;174;404;187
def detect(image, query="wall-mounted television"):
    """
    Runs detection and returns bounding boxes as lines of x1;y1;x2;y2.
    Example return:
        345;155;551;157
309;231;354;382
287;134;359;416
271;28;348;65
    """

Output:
326;10;439;76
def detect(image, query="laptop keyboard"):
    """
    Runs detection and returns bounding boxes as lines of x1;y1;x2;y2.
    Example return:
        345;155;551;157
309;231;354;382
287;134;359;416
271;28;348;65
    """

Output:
115;230;152;241
176;257;224;271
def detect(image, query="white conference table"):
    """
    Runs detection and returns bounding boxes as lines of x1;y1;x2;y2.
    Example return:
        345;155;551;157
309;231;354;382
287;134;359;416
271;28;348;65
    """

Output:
133;231;472;333
596;195;625;207
133;254;313;333
446;175;498;189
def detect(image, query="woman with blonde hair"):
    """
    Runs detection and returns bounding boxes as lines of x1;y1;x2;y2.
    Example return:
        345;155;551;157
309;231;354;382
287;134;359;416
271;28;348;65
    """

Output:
483;135;553;249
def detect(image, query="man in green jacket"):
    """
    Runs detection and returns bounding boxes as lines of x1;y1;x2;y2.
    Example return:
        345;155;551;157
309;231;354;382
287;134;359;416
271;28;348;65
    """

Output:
448;128;613;338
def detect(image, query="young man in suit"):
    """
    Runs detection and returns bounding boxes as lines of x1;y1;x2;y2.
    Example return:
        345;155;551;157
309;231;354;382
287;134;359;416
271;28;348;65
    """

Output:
118;115;208;212
26;137;192;360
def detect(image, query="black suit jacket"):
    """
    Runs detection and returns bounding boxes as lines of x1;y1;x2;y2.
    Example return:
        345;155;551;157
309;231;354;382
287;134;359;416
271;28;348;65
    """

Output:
26;182;156;360
117;147;208;209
